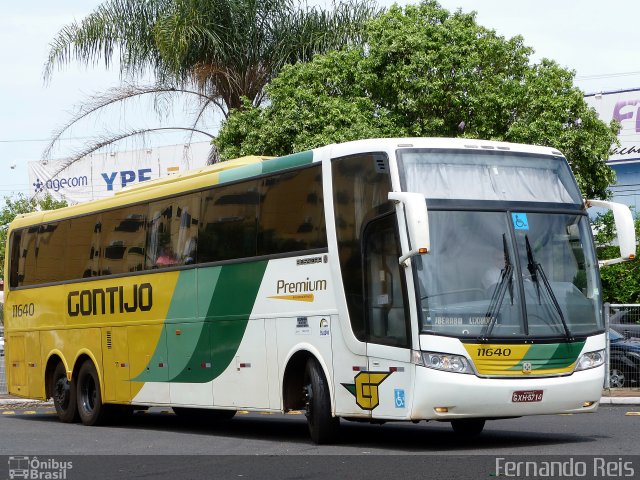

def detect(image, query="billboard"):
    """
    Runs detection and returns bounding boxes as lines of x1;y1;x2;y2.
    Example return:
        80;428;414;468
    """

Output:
29;142;212;203
584;88;640;165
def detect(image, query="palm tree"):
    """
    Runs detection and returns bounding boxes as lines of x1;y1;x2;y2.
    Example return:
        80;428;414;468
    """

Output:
43;0;379;166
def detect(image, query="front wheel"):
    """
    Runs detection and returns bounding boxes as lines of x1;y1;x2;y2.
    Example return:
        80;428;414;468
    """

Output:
76;360;110;426
51;362;78;423
303;358;339;444
451;418;485;437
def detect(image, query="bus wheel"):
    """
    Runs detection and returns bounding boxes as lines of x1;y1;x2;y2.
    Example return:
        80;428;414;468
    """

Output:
303;358;339;444
76;360;110;426
451;418;485;437
51;362;79;423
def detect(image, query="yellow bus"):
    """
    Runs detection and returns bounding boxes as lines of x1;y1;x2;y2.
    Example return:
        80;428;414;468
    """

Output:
4;138;635;444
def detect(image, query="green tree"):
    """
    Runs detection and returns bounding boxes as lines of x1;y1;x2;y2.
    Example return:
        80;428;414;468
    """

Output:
215;0;618;198
0;194;68;275
43;0;379;164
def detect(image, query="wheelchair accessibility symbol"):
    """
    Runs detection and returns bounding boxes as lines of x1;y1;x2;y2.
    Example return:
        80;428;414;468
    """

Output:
512;213;529;230
394;388;406;408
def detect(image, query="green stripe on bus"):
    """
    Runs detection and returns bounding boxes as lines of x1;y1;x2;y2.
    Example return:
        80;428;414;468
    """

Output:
136;261;269;383
218;163;264;184
217;151;314;184
508;341;585;371
261;151;313;174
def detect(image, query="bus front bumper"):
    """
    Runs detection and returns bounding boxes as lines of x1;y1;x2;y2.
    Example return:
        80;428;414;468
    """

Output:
411;364;604;421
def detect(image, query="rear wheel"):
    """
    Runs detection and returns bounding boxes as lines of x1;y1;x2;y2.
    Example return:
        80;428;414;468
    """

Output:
51;362;78;423
303;358;339;444
76;360;110;426
451;418;485;437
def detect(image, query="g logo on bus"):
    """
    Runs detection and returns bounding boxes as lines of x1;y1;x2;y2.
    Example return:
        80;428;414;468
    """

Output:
522;362;533;373
341;371;391;410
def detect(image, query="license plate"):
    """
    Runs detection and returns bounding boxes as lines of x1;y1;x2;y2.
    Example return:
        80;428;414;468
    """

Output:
512;390;543;403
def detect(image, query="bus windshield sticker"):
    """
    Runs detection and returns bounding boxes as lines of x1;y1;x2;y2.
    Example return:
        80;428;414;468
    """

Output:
512;213;529;230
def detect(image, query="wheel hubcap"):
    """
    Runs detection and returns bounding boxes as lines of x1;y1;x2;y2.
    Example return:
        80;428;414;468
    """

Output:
304;384;313;419
54;377;70;409
610;370;625;388
81;375;96;413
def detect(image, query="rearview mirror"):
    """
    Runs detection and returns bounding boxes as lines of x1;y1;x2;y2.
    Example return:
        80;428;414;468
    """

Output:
587;199;636;267
388;192;430;266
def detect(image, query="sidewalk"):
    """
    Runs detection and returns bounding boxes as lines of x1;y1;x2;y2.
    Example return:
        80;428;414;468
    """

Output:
599;388;640;405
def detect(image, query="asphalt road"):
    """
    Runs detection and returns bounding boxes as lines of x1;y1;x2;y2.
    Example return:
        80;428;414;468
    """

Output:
0;404;639;479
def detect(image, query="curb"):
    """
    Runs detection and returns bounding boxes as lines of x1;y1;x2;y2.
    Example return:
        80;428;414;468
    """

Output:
599;397;640;405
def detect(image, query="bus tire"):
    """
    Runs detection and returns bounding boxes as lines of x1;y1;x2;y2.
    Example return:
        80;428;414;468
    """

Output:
51;362;79;423
76;360;110;426
451;418;485;436
303;358;339;444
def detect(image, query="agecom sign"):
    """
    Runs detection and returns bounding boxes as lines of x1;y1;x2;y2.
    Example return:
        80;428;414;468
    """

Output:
585;88;640;164
28;142;211;203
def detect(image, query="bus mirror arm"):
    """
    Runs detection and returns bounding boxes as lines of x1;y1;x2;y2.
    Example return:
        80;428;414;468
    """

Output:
388;192;430;266
586;199;637;267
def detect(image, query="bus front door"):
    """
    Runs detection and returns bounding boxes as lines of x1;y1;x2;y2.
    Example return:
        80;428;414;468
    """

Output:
363;215;413;419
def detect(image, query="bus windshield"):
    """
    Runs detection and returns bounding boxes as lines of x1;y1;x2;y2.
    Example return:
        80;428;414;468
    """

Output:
397;149;601;340
416;211;602;339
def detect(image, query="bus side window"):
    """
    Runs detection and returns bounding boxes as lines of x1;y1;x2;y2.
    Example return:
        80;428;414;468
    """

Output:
67;215;100;279
34;222;68;284
258;166;326;255
147;193;200;268
9;230;22;287
101;205;148;275
198;181;258;263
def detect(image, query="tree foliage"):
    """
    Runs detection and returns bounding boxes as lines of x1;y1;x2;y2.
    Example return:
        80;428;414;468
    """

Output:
0;194;68;275
215;0;618;198
43;0;379;164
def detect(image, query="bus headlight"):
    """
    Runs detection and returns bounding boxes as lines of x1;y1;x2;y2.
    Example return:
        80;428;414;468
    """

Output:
422;352;473;374
574;349;605;371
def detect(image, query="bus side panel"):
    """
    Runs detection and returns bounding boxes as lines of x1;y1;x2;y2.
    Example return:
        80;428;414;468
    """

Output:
102;326;130;402
212;318;269;409
26;331;44;399
128;324;170;404
168;321;214;406
7;334;27;397
331;320;371;419
40;327;103;388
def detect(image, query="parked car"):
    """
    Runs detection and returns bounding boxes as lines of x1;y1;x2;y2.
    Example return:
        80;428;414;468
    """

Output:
609;328;640;388
609;308;640;338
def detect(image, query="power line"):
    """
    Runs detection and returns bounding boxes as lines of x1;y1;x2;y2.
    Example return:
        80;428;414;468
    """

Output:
576;71;640;80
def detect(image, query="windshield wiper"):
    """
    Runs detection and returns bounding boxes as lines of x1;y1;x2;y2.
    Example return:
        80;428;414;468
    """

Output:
525;235;574;341
480;234;513;341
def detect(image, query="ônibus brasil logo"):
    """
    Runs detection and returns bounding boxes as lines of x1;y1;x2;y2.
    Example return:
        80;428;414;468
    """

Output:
7;456;73;479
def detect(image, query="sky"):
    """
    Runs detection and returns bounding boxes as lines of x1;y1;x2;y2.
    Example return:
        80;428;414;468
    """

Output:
1;0;639;197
